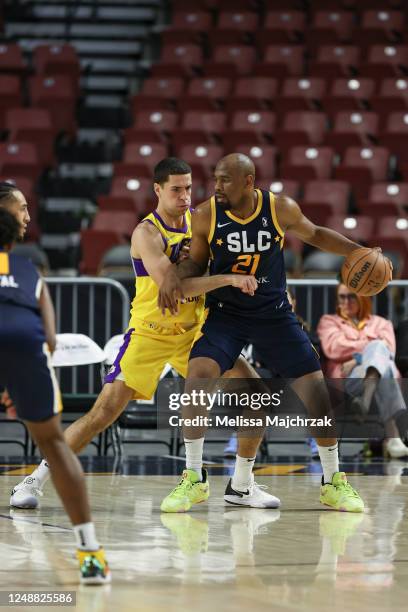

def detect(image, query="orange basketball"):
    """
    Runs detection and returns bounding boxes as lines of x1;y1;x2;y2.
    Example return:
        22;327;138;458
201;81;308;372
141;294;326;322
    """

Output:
341;247;392;296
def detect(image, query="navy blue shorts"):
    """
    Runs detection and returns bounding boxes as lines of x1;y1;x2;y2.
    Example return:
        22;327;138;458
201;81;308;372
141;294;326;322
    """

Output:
0;342;62;422
190;307;321;378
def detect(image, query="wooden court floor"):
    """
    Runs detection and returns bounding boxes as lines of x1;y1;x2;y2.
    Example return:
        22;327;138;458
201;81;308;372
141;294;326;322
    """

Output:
0;469;407;612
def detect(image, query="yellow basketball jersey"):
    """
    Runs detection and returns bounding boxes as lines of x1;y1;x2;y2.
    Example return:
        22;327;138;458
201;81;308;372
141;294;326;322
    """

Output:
129;209;204;330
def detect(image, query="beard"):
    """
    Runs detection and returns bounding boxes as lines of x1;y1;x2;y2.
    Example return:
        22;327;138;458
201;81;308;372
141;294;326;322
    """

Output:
215;196;232;210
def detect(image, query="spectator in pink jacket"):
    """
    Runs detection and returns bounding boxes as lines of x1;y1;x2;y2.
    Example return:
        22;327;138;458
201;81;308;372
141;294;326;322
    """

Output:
317;283;408;459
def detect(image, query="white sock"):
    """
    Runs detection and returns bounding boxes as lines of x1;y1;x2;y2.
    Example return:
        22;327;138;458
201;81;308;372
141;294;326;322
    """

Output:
29;459;50;488
184;437;204;479
318;443;339;484
232;455;256;492
73;522;100;551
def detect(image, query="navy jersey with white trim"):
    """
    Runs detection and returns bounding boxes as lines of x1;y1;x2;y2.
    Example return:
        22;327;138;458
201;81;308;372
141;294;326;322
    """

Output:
207;188;290;317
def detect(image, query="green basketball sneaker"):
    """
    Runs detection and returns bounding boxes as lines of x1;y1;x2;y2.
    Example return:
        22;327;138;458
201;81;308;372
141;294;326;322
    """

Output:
320;472;364;513
160;469;210;513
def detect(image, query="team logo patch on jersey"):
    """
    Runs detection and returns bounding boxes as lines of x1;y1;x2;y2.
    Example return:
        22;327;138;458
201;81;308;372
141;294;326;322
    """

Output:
262;217;268;227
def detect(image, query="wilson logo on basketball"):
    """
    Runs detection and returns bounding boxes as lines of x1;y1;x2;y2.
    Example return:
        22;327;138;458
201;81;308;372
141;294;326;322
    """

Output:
349;261;371;288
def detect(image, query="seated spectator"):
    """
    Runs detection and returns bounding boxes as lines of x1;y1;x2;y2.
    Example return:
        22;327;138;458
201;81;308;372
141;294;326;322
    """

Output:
317;283;408;459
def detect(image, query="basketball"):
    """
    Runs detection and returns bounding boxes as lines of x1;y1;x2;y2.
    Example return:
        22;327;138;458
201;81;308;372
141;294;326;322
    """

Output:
341;247;392;296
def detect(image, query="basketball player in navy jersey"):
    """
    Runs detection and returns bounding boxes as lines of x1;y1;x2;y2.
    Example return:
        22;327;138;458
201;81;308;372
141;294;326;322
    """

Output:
0;183;110;584
159;153;388;513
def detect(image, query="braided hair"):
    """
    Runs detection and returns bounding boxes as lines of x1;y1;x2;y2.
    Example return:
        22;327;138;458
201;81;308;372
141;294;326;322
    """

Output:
0;181;19;208
0;207;20;248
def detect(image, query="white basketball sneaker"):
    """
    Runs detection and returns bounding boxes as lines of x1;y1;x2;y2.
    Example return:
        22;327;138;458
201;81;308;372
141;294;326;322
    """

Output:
224;475;280;509
10;476;43;509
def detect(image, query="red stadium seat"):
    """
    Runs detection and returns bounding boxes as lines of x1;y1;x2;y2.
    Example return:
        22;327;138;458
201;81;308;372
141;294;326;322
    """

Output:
161;11;212;44
309;45;360;80
369;216;408;275
275;78;326;115
208;11;259;46
360;45;408;79
0;143;40;181
204;45;256;77
267;179;301;199
176;144;223;180
233;145;277;179
380;112;408;164
33;44;80;86
92;211;138;238
275;112;327;153
357;11;405;45
180;78;232;112
326;215;375;244
255;46;304;78
129;111;179;139
122;143;169;174
223;111;276;148
371;78;408;117
306;11;355;51
110;176;155;216
359;183;408;217
97;196;137;212
225;77;278;113
0;75;22;129
135;78;185;110
160;44;203;70
172;111;226;148
5;108;56;167
325;111;379;154
29;75;77;137
281;146;335;181
303;180;350;215
322;78;376;116
257;11;306;48
80;229;127;275
335;146;390;198
0;43;25;74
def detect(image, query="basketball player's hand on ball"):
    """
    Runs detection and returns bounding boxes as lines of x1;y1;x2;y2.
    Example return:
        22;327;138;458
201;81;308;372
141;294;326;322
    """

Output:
158;271;185;315
229;275;258;296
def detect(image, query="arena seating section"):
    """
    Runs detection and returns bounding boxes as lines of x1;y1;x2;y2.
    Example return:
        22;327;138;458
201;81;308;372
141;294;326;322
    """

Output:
1;0;408;277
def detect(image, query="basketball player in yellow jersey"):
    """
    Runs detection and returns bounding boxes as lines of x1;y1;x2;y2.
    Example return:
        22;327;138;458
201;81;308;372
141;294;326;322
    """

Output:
10;157;260;510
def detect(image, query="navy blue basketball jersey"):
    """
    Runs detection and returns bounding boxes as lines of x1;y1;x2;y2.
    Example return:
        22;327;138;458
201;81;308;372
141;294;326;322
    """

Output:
0;250;42;313
206;188;290;317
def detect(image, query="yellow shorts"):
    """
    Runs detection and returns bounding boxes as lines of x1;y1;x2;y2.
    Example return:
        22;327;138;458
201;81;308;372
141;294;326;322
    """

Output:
104;321;201;400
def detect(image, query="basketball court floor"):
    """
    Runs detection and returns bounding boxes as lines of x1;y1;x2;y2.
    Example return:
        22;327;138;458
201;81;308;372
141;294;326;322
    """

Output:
0;455;407;612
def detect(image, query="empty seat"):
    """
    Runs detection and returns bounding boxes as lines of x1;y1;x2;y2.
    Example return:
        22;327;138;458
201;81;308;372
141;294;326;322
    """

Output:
335;146;390;198
309;45;360;80
255;46;304;78
381;112;408;164
160;44;204;70
97;196;137;212
275;78;326;115
92;210;137;238
327;214;375;244
281;146;335;181
0;43;25;74
0;143;40;181
208;11;259;46
226;77;278;113
129;110;179;140
181;77;232;112
80;229;127;275
303;180;350;215
325;111;379;154
0;75;22;129
371;78;408;116
360;45;408;79
33;44;80;85
5;108;55;167
134;78;185;110
122;143;169;173
257;11;306;48
162;11;212;45
172;111;226;148
29;75;77;137
176;144;223;180
223;110;276;148
359;183;408;217
306;11;355;51
322;78;376;116
275;112;327;153
369;216;408;275
357;10;405;45
232;145;277;179
267;179;301;199
110;176;155;216
204;45;256;77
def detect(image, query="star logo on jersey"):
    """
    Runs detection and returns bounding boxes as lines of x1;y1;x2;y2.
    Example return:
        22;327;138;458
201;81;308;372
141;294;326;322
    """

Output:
216;238;223;246
274;235;281;243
